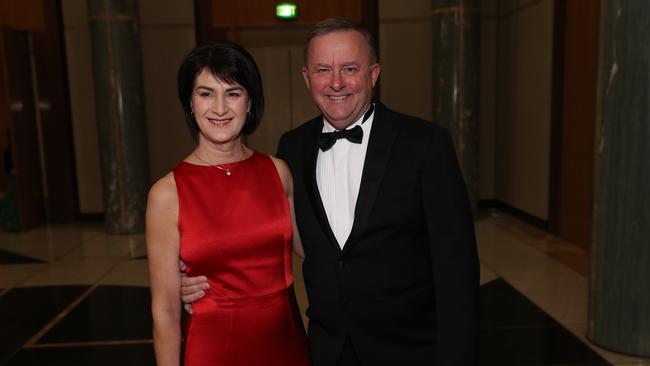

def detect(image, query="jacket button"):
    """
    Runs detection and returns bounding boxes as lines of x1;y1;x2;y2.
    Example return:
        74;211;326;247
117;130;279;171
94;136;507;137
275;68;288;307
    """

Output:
338;260;344;269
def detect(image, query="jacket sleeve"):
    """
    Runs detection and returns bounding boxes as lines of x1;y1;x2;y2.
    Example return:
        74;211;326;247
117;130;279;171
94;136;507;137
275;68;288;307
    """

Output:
276;132;289;161
421;127;480;365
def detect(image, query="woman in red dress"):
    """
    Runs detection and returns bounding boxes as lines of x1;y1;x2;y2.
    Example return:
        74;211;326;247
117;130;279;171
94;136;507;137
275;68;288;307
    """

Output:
146;42;310;366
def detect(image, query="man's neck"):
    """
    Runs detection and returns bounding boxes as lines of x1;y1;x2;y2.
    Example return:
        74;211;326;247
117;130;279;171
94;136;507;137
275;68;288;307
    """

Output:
323;103;375;131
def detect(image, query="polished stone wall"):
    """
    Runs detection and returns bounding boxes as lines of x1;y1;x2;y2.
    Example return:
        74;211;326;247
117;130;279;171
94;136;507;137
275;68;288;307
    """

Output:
88;0;149;233
431;0;481;213
63;0;195;214
588;0;650;356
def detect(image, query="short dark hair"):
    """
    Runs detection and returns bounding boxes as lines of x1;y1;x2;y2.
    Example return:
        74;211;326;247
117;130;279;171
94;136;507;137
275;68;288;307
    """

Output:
177;42;264;139
304;17;378;65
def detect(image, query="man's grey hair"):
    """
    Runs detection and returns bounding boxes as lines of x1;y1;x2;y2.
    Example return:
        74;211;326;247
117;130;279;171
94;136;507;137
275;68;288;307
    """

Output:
303;17;378;65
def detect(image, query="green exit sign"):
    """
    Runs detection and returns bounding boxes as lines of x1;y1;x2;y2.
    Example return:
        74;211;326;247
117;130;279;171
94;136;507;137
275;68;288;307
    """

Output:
276;3;297;19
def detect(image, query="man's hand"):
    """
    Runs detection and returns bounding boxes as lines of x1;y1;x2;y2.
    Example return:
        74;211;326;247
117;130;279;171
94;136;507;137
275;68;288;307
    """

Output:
180;260;210;314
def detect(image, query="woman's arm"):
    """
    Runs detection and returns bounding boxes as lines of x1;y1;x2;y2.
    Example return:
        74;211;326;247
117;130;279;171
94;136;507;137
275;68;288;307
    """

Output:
270;156;305;258
288;191;305;258
146;173;182;366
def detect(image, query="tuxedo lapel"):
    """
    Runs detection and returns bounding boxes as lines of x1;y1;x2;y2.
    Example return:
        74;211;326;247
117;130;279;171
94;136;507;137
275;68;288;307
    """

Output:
300;119;341;252
343;103;398;253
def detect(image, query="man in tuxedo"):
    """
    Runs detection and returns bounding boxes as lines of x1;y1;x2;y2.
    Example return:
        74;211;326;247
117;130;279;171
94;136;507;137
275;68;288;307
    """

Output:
182;18;479;366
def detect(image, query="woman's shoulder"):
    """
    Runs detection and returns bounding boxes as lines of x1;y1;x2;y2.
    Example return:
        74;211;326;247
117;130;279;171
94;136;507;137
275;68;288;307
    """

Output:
147;172;178;209
264;154;292;195
266;154;289;172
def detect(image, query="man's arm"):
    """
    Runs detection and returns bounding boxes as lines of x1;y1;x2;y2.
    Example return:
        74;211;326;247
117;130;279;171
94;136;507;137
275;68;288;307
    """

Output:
421;128;480;365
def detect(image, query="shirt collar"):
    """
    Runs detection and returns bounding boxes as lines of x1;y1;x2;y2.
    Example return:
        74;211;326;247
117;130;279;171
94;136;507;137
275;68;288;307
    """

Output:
322;103;375;133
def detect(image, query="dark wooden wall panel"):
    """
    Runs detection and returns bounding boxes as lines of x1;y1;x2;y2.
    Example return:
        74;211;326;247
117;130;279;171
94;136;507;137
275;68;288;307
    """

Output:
211;0;362;28
0;32;9;190
0;0;45;31
32;0;78;222
549;0;599;250
196;0;376;46
0;28;45;230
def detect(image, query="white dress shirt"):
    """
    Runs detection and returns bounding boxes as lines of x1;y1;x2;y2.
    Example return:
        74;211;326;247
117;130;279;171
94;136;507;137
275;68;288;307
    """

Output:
316;109;375;249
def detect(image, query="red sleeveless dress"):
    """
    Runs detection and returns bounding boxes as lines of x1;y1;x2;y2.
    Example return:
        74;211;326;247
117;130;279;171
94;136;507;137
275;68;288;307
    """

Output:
174;151;310;366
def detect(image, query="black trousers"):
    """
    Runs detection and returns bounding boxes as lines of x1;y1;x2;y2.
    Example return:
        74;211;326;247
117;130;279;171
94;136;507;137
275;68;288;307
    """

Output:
337;336;360;366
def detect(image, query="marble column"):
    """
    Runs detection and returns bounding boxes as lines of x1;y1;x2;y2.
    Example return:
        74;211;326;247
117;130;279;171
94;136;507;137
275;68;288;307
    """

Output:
87;0;149;234
431;0;480;215
588;0;650;356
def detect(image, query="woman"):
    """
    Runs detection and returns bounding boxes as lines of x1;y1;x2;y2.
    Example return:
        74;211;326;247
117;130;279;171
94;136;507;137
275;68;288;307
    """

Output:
146;42;310;366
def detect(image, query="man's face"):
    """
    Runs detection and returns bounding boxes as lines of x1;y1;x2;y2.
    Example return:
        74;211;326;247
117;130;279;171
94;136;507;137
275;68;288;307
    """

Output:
302;30;380;130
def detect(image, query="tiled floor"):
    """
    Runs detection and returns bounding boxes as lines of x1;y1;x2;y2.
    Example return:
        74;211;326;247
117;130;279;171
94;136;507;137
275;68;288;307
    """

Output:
1;213;648;365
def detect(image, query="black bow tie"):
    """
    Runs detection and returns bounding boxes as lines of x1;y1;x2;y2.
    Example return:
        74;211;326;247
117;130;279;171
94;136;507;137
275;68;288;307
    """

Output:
318;104;374;151
318;125;363;151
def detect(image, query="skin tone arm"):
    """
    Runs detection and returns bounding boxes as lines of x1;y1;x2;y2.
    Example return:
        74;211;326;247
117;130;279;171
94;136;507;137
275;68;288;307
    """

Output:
146;173;182;366
180;156;303;313
270;156;305;258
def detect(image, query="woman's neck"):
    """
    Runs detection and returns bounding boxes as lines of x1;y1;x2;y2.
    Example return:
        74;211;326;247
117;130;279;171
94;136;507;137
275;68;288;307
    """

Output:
193;138;250;164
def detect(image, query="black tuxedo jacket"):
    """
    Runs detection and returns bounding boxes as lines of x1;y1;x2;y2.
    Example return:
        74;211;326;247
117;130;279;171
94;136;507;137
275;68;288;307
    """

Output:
277;103;479;366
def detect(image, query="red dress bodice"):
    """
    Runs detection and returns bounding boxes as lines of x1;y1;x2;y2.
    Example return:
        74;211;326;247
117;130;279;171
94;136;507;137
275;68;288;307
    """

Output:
174;151;309;366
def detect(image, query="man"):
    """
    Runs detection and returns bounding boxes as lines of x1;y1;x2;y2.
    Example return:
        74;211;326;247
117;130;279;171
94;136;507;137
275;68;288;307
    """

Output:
182;18;479;365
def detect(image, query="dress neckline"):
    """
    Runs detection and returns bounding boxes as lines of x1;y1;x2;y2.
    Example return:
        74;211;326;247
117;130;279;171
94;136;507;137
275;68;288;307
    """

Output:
181;150;258;168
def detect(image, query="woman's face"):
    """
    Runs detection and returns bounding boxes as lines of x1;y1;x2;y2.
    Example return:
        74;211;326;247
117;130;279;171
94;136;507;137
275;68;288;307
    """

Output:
191;69;250;145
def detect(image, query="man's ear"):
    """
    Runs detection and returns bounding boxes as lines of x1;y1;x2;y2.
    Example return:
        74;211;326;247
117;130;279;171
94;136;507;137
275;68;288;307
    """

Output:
370;63;381;87
301;66;311;90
